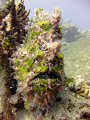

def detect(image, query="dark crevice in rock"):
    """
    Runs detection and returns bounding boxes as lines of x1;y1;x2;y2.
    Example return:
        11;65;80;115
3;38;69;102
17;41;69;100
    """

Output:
80;112;90;119
10;67;17;95
32;71;61;81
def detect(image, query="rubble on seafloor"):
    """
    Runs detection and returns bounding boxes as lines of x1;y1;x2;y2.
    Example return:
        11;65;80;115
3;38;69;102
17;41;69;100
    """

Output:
0;79;90;120
14;80;90;120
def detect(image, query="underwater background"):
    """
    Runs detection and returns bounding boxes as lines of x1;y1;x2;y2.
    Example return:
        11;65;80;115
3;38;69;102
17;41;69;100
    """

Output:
0;0;90;88
0;0;89;84
0;0;90;120
14;0;90;81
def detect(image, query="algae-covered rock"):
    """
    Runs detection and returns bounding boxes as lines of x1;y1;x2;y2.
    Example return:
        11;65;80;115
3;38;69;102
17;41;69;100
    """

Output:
11;8;65;110
69;79;90;98
2;36;15;51
0;0;30;56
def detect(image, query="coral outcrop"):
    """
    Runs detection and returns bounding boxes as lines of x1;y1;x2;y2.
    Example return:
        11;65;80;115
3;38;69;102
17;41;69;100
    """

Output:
69;79;90;98
0;0;14;22
0;0;30;119
61;19;90;45
11;8;65;110
0;0;30;56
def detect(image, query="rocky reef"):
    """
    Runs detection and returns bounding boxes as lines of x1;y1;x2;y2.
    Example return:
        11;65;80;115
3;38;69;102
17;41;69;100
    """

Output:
69;78;90;98
0;0;30;119
0;0;30;56
10;8;65;110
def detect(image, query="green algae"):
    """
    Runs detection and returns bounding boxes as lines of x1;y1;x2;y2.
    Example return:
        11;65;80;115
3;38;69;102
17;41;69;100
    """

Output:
36;20;52;31
30;31;40;40
35;8;43;16
58;52;63;59
14;36;47;82
33;85;46;92
66;77;74;87
33;78;57;92
25;39;40;53
16;58;34;81
38;8;43;11
53;66;60;73
56;26;62;33
34;60;48;73
15;59;19;66
2;36;14;51
35;51;44;58
35;78;56;84
53;54;63;74
24;100;30;110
